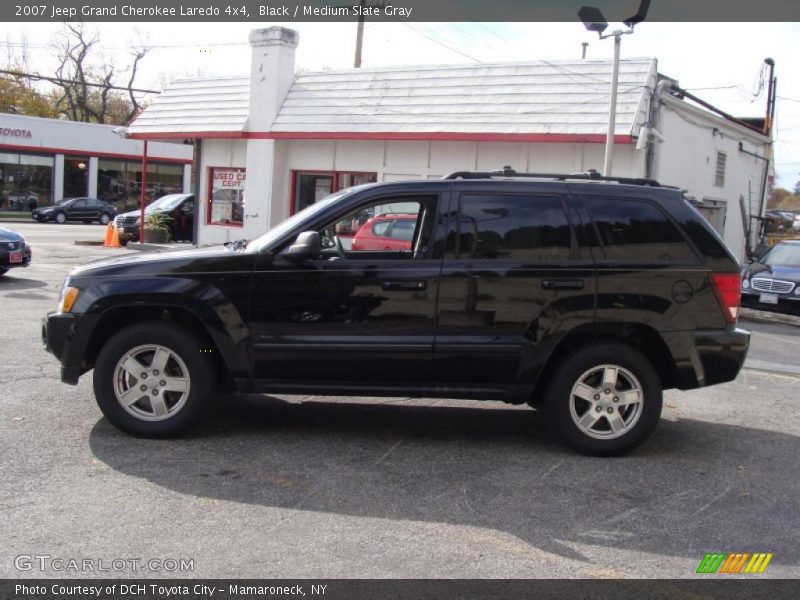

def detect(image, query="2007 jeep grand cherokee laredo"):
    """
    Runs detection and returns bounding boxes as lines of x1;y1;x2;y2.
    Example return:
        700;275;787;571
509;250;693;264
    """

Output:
43;169;749;455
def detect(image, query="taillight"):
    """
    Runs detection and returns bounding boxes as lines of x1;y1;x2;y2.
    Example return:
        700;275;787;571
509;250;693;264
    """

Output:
710;273;741;324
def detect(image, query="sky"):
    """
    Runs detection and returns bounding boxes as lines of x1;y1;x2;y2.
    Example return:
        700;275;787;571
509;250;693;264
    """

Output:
5;21;800;188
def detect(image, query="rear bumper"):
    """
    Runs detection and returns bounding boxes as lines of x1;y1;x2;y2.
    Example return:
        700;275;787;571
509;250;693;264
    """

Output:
42;312;97;385
692;328;750;386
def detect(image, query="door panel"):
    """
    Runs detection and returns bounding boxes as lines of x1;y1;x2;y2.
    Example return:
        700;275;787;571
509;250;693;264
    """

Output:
434;185;596;385
248;192;444;384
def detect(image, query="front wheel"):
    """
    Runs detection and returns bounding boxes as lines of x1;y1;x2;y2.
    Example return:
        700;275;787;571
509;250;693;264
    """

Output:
54;211;67;224
93;322;217;437
543;342;662;456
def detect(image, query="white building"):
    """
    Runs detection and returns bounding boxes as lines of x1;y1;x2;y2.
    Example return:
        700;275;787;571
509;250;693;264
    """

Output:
0;113;193;211
127;26;771;260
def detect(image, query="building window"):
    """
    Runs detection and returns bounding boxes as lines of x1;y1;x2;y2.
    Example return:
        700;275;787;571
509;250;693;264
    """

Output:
98;159;184;212
208;167;245;226
714;151;727;187
0;151;53;210
292;170;377;214
64;155;90;198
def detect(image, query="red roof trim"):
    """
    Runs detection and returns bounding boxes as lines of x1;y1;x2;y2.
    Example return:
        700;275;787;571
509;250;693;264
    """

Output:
129;131;633;144
0;142;192;163
128;131;245;140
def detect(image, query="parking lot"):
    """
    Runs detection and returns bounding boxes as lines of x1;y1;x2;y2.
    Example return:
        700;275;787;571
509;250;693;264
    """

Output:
0;222;798;579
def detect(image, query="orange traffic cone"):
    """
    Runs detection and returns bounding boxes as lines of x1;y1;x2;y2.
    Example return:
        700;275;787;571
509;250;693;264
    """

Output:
103;223;113;247
108;223;121;248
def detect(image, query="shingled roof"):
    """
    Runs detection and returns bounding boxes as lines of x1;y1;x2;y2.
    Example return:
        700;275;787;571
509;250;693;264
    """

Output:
128;58;657;139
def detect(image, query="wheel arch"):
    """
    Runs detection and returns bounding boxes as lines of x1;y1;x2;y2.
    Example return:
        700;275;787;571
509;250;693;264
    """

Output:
530;321;678;406
83;303;247;392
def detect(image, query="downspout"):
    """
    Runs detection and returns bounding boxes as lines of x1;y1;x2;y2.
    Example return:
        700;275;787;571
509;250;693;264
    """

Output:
644;78;673;180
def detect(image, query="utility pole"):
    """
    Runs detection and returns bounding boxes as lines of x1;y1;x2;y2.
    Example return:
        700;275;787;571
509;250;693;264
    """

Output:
353;0;387;68
354;0;365;68
603;33;621;177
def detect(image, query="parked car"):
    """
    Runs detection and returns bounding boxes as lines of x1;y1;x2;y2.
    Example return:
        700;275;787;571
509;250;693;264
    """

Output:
0;227;32;276
764;210;795;232
351;213;417;251
33;197;117;225
42;169;749;456
115;193;195;242
741;240;800;315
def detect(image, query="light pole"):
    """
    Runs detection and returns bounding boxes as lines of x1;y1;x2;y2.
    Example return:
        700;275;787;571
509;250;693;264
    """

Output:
578;1;650;176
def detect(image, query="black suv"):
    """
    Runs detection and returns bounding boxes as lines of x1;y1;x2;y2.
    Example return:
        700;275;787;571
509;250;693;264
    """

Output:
115;193;195;243
42;170;749;455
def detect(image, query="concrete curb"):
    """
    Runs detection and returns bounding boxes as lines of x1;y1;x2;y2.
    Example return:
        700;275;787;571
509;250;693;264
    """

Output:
739;307;800;327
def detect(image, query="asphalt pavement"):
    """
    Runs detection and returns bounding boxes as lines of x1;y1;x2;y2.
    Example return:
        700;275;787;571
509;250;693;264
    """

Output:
0;223;798;579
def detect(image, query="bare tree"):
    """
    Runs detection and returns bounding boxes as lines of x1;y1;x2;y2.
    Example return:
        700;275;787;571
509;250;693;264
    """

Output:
52;23;149;125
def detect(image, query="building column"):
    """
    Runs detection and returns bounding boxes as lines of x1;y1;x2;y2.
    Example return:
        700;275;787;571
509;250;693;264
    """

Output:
182;164;192;193
88;156;99;198
53;154;65;202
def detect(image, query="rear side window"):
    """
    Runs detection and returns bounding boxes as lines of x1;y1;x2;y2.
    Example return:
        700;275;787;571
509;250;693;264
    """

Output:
449;194;572;260
588;197;696;262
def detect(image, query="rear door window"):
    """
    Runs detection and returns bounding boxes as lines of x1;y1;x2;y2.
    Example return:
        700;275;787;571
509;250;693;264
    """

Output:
588;197;697;262
448;193;573;261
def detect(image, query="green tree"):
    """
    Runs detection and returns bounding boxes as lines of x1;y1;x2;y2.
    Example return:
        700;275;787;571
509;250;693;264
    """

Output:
0;73;58;117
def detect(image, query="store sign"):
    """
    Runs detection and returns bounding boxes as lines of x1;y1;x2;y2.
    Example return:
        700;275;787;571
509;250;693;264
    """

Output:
209;167;246;225
0;127;32;138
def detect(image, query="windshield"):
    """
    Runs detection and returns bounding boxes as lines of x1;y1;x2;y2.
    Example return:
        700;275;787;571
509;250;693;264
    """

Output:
146;194;188;212
247;188;360;252
763;244;800;268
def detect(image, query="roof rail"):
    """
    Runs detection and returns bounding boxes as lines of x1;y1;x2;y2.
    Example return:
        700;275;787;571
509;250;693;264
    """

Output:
443;166;663;187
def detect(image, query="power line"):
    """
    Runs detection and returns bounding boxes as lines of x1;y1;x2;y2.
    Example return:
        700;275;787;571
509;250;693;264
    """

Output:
0;68;160;94
401;23;482;63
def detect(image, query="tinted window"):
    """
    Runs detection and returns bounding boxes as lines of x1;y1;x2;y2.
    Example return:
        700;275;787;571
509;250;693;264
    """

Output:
71;199;87;208
589;197;695;262
450;194;572;260
389;219;416;241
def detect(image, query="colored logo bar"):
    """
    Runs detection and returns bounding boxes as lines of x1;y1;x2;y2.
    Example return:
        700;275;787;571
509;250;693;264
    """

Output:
697;552;773;574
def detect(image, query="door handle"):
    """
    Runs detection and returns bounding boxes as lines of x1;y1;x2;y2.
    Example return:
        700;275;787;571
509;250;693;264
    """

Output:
382;280;427;291
541;279;584;291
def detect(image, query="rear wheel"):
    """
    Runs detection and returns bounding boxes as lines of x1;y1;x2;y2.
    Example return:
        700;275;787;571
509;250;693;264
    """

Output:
543;342;662;456
99;213;111;225
54;211;67;224
93;322;217;437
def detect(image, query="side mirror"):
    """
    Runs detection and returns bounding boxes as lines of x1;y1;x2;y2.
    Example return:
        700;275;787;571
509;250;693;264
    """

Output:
283;231;321;261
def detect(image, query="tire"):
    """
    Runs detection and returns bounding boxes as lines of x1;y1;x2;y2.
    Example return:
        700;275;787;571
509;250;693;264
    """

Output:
54;211;67;224
92;322;217;437
543;342;662;456
99;213;111;225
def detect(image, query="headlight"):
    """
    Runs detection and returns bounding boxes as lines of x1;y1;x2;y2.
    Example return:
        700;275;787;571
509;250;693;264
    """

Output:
742;278;749;289
56;278;80;313
794;287;800;296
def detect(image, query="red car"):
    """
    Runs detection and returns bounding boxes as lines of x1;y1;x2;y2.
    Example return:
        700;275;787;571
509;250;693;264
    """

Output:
351;213;417;251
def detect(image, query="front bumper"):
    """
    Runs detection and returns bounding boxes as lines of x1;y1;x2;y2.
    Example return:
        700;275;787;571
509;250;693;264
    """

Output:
0;248;32;268
42;312;97;385
741;291;800;315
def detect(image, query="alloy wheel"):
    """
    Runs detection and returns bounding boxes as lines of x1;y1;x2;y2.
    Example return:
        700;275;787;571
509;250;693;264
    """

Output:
568;364;644;440
112;344;191;421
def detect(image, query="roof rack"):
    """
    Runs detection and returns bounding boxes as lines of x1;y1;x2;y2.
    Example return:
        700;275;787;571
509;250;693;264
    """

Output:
443;166;663;187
